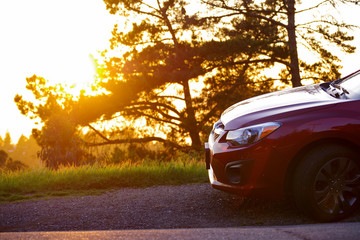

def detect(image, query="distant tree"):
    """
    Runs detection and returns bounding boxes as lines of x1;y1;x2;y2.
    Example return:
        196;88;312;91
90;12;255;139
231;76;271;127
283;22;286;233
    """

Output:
12;135;41;168
0;149;27;171
4;158;27;171
202;0;359;87
0;136;4;148
2;131;13;152
11;135;28;162
0;150;7;167
14;75;93;169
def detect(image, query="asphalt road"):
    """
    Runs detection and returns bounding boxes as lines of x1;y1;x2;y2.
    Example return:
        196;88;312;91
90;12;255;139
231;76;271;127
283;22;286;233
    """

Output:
1;222;360;240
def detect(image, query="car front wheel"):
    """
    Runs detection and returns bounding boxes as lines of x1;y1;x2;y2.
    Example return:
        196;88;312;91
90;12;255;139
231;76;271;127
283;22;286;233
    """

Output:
293;144;360;221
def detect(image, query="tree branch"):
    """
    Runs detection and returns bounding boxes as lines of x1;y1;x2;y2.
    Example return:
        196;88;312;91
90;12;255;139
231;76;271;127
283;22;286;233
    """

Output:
128;108;181;125
126;5;163;20
296;20;359;29
202;0;288;28
87;124;111;143
223;57;291;69
155;95;185;101
295;0;330;14
127;101;181;117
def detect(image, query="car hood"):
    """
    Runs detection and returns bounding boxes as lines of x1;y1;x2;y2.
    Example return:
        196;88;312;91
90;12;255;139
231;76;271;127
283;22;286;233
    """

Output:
221;84;336;130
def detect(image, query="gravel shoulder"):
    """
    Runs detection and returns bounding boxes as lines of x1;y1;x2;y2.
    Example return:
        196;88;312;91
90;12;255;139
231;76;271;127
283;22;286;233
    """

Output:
1;184;359;232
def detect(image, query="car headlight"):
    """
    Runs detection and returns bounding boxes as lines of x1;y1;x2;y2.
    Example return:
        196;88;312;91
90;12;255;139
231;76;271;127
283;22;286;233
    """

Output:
226;122;281;146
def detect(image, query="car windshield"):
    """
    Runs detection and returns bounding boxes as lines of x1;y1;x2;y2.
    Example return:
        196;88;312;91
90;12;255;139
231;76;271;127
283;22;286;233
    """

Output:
336;70;360;99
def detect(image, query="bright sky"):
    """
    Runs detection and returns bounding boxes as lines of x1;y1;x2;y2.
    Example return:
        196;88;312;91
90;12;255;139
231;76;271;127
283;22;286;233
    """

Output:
0;0;359;143
0;0;116;143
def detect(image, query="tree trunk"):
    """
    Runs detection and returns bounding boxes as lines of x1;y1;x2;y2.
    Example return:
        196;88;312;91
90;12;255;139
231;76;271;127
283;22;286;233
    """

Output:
163;6;202;150
287;0;302;87
182;80;201;150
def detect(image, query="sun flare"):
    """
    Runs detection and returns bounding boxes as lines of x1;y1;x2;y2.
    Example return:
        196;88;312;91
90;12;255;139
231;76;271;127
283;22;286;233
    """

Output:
48;54;100;97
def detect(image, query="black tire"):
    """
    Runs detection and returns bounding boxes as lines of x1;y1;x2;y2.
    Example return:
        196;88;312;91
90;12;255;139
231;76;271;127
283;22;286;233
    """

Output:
293;144;360;222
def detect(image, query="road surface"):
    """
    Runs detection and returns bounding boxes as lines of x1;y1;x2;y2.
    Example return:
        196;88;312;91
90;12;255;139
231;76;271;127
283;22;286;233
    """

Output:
1;222;359;240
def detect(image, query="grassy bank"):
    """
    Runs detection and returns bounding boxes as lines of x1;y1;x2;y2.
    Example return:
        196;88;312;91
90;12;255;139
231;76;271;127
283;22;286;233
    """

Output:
0;160;208;202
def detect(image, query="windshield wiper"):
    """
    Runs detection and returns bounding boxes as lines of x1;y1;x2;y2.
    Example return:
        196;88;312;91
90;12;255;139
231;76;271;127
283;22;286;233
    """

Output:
332;83;349;94
328;82;349;99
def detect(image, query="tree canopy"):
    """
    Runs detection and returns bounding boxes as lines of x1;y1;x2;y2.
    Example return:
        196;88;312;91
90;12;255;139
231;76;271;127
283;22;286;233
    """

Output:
15;0;359;167
72;0;284;150
202;0;359;86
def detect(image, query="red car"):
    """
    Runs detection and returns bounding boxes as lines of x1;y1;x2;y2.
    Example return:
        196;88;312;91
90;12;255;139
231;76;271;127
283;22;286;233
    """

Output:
205;70;360;221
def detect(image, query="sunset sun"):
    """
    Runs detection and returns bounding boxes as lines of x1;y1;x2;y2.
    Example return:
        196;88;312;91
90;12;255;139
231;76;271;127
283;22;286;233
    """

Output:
48;53;99;96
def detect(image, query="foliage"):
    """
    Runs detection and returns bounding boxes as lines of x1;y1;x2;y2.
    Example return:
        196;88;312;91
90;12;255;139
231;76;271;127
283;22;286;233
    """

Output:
202;0;359;87
14;76;95;169
71;0;278;151
1;132;13;153
10;135;40;168
106;144;203;165
33;113;96;169
0;133;39;170
75;0;358;150
0;150;28;172
0;150;7;167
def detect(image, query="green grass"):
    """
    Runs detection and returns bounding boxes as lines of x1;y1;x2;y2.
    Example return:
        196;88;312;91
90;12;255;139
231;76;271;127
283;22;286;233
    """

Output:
0;160;208;202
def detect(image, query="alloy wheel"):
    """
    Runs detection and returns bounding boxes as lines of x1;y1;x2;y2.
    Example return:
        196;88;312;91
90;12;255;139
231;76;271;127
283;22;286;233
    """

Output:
313;157;360;215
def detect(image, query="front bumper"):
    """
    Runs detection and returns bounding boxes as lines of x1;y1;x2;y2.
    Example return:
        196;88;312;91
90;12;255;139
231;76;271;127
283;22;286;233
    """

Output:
208;164;255;196
205;138;284;198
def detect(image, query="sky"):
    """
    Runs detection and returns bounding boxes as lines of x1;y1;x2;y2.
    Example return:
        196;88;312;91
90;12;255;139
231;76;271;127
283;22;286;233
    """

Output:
0;0;116;142
0;0;359;143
